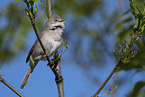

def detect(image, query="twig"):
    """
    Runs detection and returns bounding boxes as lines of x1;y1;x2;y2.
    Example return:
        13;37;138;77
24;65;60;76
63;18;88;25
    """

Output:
0;77;24;97
91;61;122;97
47;0;52;17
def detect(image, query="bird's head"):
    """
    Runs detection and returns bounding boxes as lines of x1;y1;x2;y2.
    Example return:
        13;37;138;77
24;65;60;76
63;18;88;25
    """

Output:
46;15;66;30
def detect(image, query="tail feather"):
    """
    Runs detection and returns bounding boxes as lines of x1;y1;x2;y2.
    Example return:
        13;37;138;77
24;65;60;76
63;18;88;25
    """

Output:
21;55;38;89
20;66;32;89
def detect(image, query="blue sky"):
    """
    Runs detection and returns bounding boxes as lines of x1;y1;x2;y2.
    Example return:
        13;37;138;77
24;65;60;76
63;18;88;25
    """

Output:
0;0;145;97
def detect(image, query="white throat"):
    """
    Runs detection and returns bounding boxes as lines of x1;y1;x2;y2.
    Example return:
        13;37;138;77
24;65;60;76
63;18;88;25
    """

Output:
50;22;65;30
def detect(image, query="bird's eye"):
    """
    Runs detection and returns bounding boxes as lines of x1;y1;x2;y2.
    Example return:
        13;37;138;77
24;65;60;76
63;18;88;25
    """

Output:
55;20;58;22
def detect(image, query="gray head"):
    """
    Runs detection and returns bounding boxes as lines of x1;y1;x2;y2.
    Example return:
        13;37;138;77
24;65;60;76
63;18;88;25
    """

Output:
46;15;65;30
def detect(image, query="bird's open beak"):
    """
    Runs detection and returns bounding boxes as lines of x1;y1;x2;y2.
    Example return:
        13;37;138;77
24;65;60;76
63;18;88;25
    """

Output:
59;19;66;23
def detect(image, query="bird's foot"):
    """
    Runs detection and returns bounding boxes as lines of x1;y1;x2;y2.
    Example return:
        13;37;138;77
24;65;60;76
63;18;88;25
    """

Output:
41;51;48;57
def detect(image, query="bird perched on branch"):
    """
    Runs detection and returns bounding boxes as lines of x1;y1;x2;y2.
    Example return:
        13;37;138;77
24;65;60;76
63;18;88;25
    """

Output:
20;15;65;89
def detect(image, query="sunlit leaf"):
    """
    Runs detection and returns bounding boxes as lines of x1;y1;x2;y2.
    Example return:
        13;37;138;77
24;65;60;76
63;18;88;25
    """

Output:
98;85;118;96
2;75;4;78
29;10;34;19
34;7;37;15
25;9;29;16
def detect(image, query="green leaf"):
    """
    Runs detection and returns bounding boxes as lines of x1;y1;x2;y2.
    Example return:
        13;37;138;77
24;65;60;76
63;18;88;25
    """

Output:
118;44;120;50
135;40;143;50
123;41;127;49
129;0;136;11
115;24;124;30
123;9;131;15
29;11;34;19
25;9;29;16
34;7;37;15
98;85;118;96
137;7;143;19
2;75;4;78
113;49;118;56
131;11;138;18
131;81;145;97
130;4;136;12
122;17;133;23
30;0;37;4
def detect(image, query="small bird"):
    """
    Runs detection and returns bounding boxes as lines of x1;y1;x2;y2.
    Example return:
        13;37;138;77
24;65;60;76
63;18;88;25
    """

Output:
20;15;65;89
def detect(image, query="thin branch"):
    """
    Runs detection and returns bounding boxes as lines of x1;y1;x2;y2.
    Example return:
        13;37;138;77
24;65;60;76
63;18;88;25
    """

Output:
91;61;122;97
0;77;24;97
48;0;52;17
52;53;64;97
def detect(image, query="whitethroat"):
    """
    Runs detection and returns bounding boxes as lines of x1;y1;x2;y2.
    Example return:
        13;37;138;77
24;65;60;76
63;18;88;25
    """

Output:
20;15;66;89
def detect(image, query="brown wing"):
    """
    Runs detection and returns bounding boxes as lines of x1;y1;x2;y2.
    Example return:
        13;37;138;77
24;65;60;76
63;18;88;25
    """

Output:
26;31;45;63
26;40;38;63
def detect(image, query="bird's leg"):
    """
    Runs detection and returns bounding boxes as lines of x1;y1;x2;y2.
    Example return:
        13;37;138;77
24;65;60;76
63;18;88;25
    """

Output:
34;52;48;61
40;51;50;61
47;53;59;70
41;51;55;68
41;51;49;57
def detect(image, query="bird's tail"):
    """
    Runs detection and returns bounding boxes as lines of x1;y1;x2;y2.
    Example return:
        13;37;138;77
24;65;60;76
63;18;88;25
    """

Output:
20;58;37;89
20;65;32;89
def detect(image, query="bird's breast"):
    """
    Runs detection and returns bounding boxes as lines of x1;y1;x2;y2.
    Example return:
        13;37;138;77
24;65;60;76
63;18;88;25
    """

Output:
32;30;63;61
